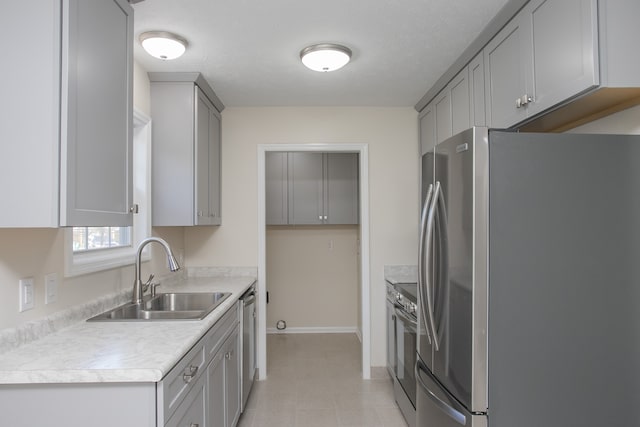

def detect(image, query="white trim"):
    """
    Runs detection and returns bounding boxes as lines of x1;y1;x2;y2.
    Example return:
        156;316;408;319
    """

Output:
267;326;358;334
257;143;371;380
64;109;153;277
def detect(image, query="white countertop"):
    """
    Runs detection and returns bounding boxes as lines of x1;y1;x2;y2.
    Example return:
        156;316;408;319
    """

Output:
384;265;418;285
0;276;255;385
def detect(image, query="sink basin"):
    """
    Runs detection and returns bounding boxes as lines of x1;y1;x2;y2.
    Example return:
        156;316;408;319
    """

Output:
87;292;231;322
144;292;230;312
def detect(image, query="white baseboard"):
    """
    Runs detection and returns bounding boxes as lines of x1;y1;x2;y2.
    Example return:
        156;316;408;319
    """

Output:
266;326;358;334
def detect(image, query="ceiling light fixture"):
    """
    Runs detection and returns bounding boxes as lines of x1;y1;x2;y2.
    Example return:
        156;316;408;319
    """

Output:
139;31;188;60
300;43;352;72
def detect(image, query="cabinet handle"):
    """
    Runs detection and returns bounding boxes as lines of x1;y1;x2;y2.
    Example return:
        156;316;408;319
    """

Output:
225;350;234;360
129;204;139;213
183;365;199;383
515;94;533;108
197;211;203;217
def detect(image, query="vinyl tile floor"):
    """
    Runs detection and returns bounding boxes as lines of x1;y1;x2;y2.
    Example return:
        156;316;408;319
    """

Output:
238;333;408;427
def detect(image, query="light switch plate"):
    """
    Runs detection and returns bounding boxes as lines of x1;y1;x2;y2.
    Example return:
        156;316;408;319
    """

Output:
45;273;58;304
19;278;35;312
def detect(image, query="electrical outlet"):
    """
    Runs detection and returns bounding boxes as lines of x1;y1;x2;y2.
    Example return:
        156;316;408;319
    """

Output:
19;278;35;312
45;273;58;304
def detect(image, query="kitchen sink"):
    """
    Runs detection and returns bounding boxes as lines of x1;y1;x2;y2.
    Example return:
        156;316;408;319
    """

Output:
87;292;231;322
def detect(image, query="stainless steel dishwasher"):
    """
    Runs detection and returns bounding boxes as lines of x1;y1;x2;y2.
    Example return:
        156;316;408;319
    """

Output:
240;285;256;411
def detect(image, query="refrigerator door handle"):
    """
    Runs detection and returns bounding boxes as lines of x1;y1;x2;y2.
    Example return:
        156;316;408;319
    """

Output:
433;179;449;342
425;182;441;351
418;183;434;345
415;359;467;426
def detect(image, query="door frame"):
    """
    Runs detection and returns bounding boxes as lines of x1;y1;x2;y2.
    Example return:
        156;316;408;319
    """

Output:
257;143;371;379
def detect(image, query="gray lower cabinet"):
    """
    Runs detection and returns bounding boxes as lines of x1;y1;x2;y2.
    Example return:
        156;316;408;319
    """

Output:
208;327;241;427
159;303;240;427
1;0;134;227
149;72;224;226
266;152;359;225
165;374;207;427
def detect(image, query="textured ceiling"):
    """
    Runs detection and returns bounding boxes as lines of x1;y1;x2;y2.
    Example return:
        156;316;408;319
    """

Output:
132;0;510;108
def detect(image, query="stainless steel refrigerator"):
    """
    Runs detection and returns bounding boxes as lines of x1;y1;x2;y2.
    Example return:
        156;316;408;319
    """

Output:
416;127;640;427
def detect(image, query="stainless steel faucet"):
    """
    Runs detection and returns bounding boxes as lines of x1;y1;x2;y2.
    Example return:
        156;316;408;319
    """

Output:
132;237;181;304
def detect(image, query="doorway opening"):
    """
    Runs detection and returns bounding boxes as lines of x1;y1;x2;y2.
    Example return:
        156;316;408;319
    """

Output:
257;144;371;379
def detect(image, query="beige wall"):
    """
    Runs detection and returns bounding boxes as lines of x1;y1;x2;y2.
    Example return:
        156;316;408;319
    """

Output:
184;106;420;366
266;226;359;330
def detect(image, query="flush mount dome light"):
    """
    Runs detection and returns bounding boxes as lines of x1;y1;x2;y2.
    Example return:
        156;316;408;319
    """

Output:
300;43;352;72
139;31;188;60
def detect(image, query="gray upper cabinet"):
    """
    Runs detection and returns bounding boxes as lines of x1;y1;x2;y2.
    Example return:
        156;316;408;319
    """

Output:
266;152;359;225
324;153;360;225
288;152;325;225
419;103;436;156
149;73;224;226
419;65;471;155
469;52;486;126
484;14;531;128
1;0;133;227
265;153;289;225
485;0;598;128
450;68;471;136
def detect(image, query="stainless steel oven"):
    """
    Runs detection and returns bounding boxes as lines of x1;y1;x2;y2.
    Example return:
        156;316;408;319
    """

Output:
386;281;417;427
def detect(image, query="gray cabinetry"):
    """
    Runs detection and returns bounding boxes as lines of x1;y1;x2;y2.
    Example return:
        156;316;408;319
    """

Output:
288;152;325;225
485;0;598;128
420;66;472;155
207;325;240;427
265;152;359;225
265;152;288;225
1;0;133;227
149;73;224;226
419;104;436;156
469;52;486;126
165;374;206;427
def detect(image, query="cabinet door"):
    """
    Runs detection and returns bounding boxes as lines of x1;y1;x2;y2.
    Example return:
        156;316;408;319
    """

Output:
325;153;359;225
288;152;324;224
61;0;133;226
469;52;486;126
526;0;598;117
450;67;470;136
434;90;452;144
195;87;221;226
209;110;222;224
166;375;206;427
207;351;226;427
484;15;531;128
419;103;436;156
224;330;241;427
265;152;288;225
151;82;195;226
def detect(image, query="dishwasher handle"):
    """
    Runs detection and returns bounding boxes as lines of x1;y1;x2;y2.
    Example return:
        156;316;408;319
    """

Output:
242;293;256;306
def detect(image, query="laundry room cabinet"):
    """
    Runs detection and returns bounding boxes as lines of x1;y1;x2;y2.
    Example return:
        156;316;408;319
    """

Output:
149;73;224;226
265;152;359;225
1;0;134;227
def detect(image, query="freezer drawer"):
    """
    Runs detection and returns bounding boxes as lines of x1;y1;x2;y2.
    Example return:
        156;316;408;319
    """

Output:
416;359;486;427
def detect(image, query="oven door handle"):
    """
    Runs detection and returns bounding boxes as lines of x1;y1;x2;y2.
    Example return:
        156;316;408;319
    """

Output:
394;306;418;327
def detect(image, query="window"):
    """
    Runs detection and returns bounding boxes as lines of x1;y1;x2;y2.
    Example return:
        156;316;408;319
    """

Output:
72;226;132;252
64;109;152;276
